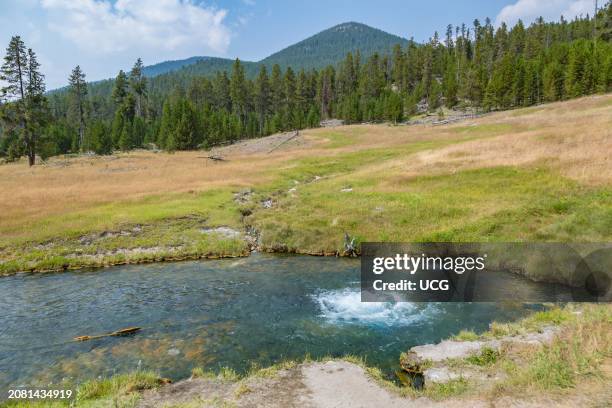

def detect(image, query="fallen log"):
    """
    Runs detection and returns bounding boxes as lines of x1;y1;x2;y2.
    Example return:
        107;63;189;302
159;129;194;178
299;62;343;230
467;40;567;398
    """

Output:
74;326;141;342
197;155;228;162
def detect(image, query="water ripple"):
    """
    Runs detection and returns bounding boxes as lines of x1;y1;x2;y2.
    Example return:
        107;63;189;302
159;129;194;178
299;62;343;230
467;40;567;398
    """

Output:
312;288;438;326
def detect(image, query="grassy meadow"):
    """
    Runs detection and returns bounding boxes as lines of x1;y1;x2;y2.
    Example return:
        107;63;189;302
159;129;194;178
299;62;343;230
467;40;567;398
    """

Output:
0;94;610;275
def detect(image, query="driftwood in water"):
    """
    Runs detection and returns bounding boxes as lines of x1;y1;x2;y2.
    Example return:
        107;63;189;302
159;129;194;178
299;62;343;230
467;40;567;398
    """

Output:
74;327;141;342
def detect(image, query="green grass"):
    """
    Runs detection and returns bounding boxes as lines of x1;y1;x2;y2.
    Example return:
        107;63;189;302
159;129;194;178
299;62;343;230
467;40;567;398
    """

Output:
496;304;611;392
465;347;500;366
0;371;161;408
452;330;480;341
421;378;470;400
0;121;514;274
0;188;242;247
0;189;249;275
449;306;575;341
437;304;611;398
252;165;610;258
485;306;574;339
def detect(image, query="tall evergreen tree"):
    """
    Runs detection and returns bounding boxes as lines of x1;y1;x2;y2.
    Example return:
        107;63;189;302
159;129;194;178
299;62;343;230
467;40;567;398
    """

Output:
0;36;29;163
270;64;284;113
68;65;87;150
230;59;248;125
129;58;147;118
254;65;270;135
24;48;48;164
112;70;128;106
1;36;27;101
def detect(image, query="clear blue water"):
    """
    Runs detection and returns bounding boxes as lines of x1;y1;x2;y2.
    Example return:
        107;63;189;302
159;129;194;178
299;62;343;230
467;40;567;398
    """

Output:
0;254;566;390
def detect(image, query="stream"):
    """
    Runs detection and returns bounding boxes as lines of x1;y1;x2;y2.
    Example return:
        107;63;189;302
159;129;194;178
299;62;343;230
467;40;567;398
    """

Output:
0;253;571;390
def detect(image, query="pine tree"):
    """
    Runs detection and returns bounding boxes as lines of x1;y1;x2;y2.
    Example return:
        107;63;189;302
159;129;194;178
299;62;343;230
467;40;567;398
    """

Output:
89;120;112;155
270;64;284;112
25;48;48;163
129;58;147;118
230;59;248;126
385;91;403;123
254;65;270;135
111;109;125;147
158;100;174;149
112;70;128;106
543;60;565;101
338;52;357;98
596;2;612;42
1;36;27;101
213;71;231;112
318;66;334;120
442;60;458;107
0;36;29;163
118;122;133;151
296;69;310;114
68;65;87;151
284;67;297;109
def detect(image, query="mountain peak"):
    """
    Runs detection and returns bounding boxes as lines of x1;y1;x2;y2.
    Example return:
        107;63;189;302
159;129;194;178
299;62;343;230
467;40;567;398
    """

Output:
330;21;369;31
260;21;407;70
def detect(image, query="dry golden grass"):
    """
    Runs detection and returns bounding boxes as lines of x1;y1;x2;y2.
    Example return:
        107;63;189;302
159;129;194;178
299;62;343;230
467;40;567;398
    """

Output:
0;146;318;237
0;117;481;236
402;95;612;186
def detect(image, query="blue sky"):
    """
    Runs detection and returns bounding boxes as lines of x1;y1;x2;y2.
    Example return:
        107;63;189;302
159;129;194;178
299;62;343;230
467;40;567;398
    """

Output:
0;0;597;89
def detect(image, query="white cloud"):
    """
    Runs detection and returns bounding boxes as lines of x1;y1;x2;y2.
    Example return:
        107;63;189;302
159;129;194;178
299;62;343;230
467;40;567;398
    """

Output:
495;0;595;27
40;0;231;55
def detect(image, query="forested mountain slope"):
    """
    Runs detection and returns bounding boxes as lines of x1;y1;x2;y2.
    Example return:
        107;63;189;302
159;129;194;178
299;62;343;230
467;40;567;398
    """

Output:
142;56;212;77
65;22;407;100
260;22;408;70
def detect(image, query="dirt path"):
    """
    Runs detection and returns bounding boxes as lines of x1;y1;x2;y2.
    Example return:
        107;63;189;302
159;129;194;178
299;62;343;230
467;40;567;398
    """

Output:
297;360;451;408
137;359;611;407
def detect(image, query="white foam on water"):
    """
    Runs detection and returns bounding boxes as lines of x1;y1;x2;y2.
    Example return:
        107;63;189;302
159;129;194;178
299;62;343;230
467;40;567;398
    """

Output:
313;288;437;326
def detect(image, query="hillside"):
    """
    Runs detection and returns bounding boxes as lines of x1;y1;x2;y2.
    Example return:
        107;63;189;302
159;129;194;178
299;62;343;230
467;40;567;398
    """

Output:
144;22;407;79
260;22;408;70
66;21;407;99
142;56;211;77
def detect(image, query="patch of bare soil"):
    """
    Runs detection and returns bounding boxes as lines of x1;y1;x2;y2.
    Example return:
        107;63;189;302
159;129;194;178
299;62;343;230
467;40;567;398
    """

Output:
138;367;306;408
210;131;311;156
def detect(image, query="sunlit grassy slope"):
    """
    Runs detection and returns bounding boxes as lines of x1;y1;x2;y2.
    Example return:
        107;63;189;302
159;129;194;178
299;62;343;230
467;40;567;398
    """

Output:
0;94;610;274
